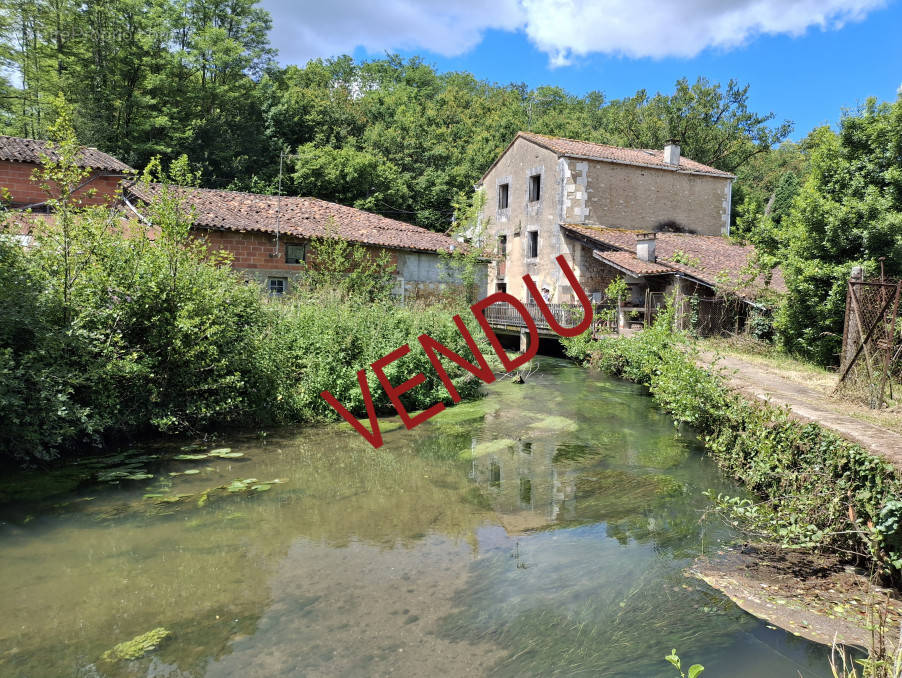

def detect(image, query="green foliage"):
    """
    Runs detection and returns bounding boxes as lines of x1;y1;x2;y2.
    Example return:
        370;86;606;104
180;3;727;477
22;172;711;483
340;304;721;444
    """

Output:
734;97;902;365
304;222;397;303
438;188;492;304
102;627;171;662
565;306;902;582
665;649;704;678
0;12;789;231
0;121;485;464
605;277;629;304
670;250;701;268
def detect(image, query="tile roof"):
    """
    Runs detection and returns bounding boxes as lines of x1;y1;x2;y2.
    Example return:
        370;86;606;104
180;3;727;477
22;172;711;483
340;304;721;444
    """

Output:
515;132;734;178
125;183;460;254
593;250;674;276
0;135;134;173
563;224;786;298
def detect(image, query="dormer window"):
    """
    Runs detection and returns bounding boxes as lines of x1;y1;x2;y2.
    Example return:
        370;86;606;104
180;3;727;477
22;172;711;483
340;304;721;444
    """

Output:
528;174;541;202
498;183;509;209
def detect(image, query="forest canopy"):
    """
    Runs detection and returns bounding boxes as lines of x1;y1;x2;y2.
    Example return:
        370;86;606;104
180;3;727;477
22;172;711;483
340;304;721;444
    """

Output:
0;0;790;231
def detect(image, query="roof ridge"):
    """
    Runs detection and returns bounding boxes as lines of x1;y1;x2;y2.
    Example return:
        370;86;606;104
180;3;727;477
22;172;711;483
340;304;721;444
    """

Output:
520;130;630;152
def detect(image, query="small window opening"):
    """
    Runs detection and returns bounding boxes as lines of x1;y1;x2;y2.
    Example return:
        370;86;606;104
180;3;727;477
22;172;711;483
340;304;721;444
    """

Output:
527;230;538;258
489;462;501;488
285;243;306;264
267;278;286;295
498;183;509;209
496;282;507;294
528;174;541;202
498;234;507;258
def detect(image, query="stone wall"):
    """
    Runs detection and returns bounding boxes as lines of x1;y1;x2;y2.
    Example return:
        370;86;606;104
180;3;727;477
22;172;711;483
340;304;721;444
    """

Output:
563;157;731;236
482;137;573;302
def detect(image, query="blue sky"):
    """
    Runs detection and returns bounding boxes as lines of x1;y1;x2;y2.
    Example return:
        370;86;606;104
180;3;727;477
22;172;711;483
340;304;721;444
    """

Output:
266;0;902;140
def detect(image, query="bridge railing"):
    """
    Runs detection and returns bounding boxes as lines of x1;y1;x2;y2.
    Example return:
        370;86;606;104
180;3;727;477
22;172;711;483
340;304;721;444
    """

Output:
482;301;612;333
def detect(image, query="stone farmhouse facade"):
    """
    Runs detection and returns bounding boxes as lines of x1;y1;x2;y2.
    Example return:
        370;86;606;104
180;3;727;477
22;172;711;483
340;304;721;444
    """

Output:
1;135;480;299
478;132;782;321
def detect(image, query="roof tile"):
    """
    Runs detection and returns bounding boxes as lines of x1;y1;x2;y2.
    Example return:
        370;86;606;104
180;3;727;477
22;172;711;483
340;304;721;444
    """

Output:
564;224;786;298
0;136;134;173
126;183;460;254
518;132;734;178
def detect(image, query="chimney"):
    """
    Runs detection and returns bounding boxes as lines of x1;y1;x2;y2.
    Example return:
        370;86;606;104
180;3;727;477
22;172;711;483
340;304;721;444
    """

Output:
664;138;680;166
636;232;656;263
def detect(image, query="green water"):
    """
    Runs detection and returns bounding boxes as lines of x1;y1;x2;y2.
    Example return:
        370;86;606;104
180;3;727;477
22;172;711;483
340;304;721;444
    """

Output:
0;358;832;677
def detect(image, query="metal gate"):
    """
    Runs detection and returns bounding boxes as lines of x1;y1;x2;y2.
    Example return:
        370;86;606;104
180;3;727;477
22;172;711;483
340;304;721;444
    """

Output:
835;274;902;408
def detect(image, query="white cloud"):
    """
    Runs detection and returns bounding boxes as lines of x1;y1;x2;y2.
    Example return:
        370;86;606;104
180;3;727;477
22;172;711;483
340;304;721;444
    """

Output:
266;0;885;67
267;0;523;65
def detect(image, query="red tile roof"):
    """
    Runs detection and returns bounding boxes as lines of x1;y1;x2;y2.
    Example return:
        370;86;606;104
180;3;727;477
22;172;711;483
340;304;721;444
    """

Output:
593;250;675;276
563;224;786;298
0;136;134;173
125;183;459;254
487;132;734;179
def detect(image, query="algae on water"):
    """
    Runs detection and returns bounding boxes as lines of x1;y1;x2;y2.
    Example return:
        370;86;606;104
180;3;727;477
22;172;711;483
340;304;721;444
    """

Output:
529;415;578;432
101;627;171;661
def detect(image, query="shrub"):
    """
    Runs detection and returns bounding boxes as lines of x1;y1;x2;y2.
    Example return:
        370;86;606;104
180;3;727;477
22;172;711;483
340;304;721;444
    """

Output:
564;304;902;582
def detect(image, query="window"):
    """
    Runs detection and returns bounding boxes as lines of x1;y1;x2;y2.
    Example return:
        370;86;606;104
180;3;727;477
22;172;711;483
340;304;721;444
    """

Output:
528;174;541;202
498;234;507;258
285;243;306;264
267;278;286;296
527;230;538;258
498;183;509;209
496;282;507;294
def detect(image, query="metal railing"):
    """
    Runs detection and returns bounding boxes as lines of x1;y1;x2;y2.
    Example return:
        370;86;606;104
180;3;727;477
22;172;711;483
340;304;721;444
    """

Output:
481;301;607;333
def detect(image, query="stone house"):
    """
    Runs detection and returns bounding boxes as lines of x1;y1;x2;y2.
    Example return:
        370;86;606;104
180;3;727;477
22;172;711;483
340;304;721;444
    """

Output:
478;132;782;323
1;135;482;299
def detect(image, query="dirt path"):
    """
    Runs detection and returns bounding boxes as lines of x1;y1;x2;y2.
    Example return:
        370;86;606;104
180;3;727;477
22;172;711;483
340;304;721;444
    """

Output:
699;352;902;472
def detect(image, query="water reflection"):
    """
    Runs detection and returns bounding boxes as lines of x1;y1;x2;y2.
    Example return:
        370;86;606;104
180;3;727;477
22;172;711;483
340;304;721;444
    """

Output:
0;358;832;677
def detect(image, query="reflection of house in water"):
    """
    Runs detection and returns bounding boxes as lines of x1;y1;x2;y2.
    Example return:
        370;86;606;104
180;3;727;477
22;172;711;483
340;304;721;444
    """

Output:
468;438;579;534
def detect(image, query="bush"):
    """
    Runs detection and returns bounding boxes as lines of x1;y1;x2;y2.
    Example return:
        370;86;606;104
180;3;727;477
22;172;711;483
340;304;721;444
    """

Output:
0;110;486;465
563;304;902;582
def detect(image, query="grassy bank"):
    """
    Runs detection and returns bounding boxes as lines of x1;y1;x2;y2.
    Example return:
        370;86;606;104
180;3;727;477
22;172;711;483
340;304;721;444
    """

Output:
562;308;902;584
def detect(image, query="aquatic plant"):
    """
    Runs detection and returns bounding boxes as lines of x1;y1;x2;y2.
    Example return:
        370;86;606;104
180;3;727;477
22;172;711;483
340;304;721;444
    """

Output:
665;649;704;678
101;627;171;661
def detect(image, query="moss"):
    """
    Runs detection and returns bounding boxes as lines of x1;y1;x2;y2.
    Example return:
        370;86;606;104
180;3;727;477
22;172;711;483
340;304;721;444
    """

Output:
101;627;171;661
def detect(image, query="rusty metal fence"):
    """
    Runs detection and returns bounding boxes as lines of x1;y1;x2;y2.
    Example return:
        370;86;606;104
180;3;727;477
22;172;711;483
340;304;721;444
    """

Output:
835;275;902;408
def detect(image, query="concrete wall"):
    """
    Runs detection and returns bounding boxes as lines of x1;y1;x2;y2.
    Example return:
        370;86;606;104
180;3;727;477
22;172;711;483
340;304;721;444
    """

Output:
482;137;572;302
0;160;124;207
563;157;731;236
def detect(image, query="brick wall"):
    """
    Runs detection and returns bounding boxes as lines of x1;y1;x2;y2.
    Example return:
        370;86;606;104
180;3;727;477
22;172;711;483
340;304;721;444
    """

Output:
197;228;469;299
0;160;124;207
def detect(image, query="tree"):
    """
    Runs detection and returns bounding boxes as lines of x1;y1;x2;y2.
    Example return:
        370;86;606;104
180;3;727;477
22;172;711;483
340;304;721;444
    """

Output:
603;77;793;173
776;99;902;364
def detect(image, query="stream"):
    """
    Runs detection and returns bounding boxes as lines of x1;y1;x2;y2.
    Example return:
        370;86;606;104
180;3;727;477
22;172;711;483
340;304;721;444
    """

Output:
0;358;833;677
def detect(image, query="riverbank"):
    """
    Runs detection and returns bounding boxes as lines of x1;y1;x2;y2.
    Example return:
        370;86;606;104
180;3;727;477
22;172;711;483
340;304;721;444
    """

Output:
560;311;902;588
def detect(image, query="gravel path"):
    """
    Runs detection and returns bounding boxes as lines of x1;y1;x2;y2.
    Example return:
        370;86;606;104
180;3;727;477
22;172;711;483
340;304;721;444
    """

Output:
699;352;902;471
